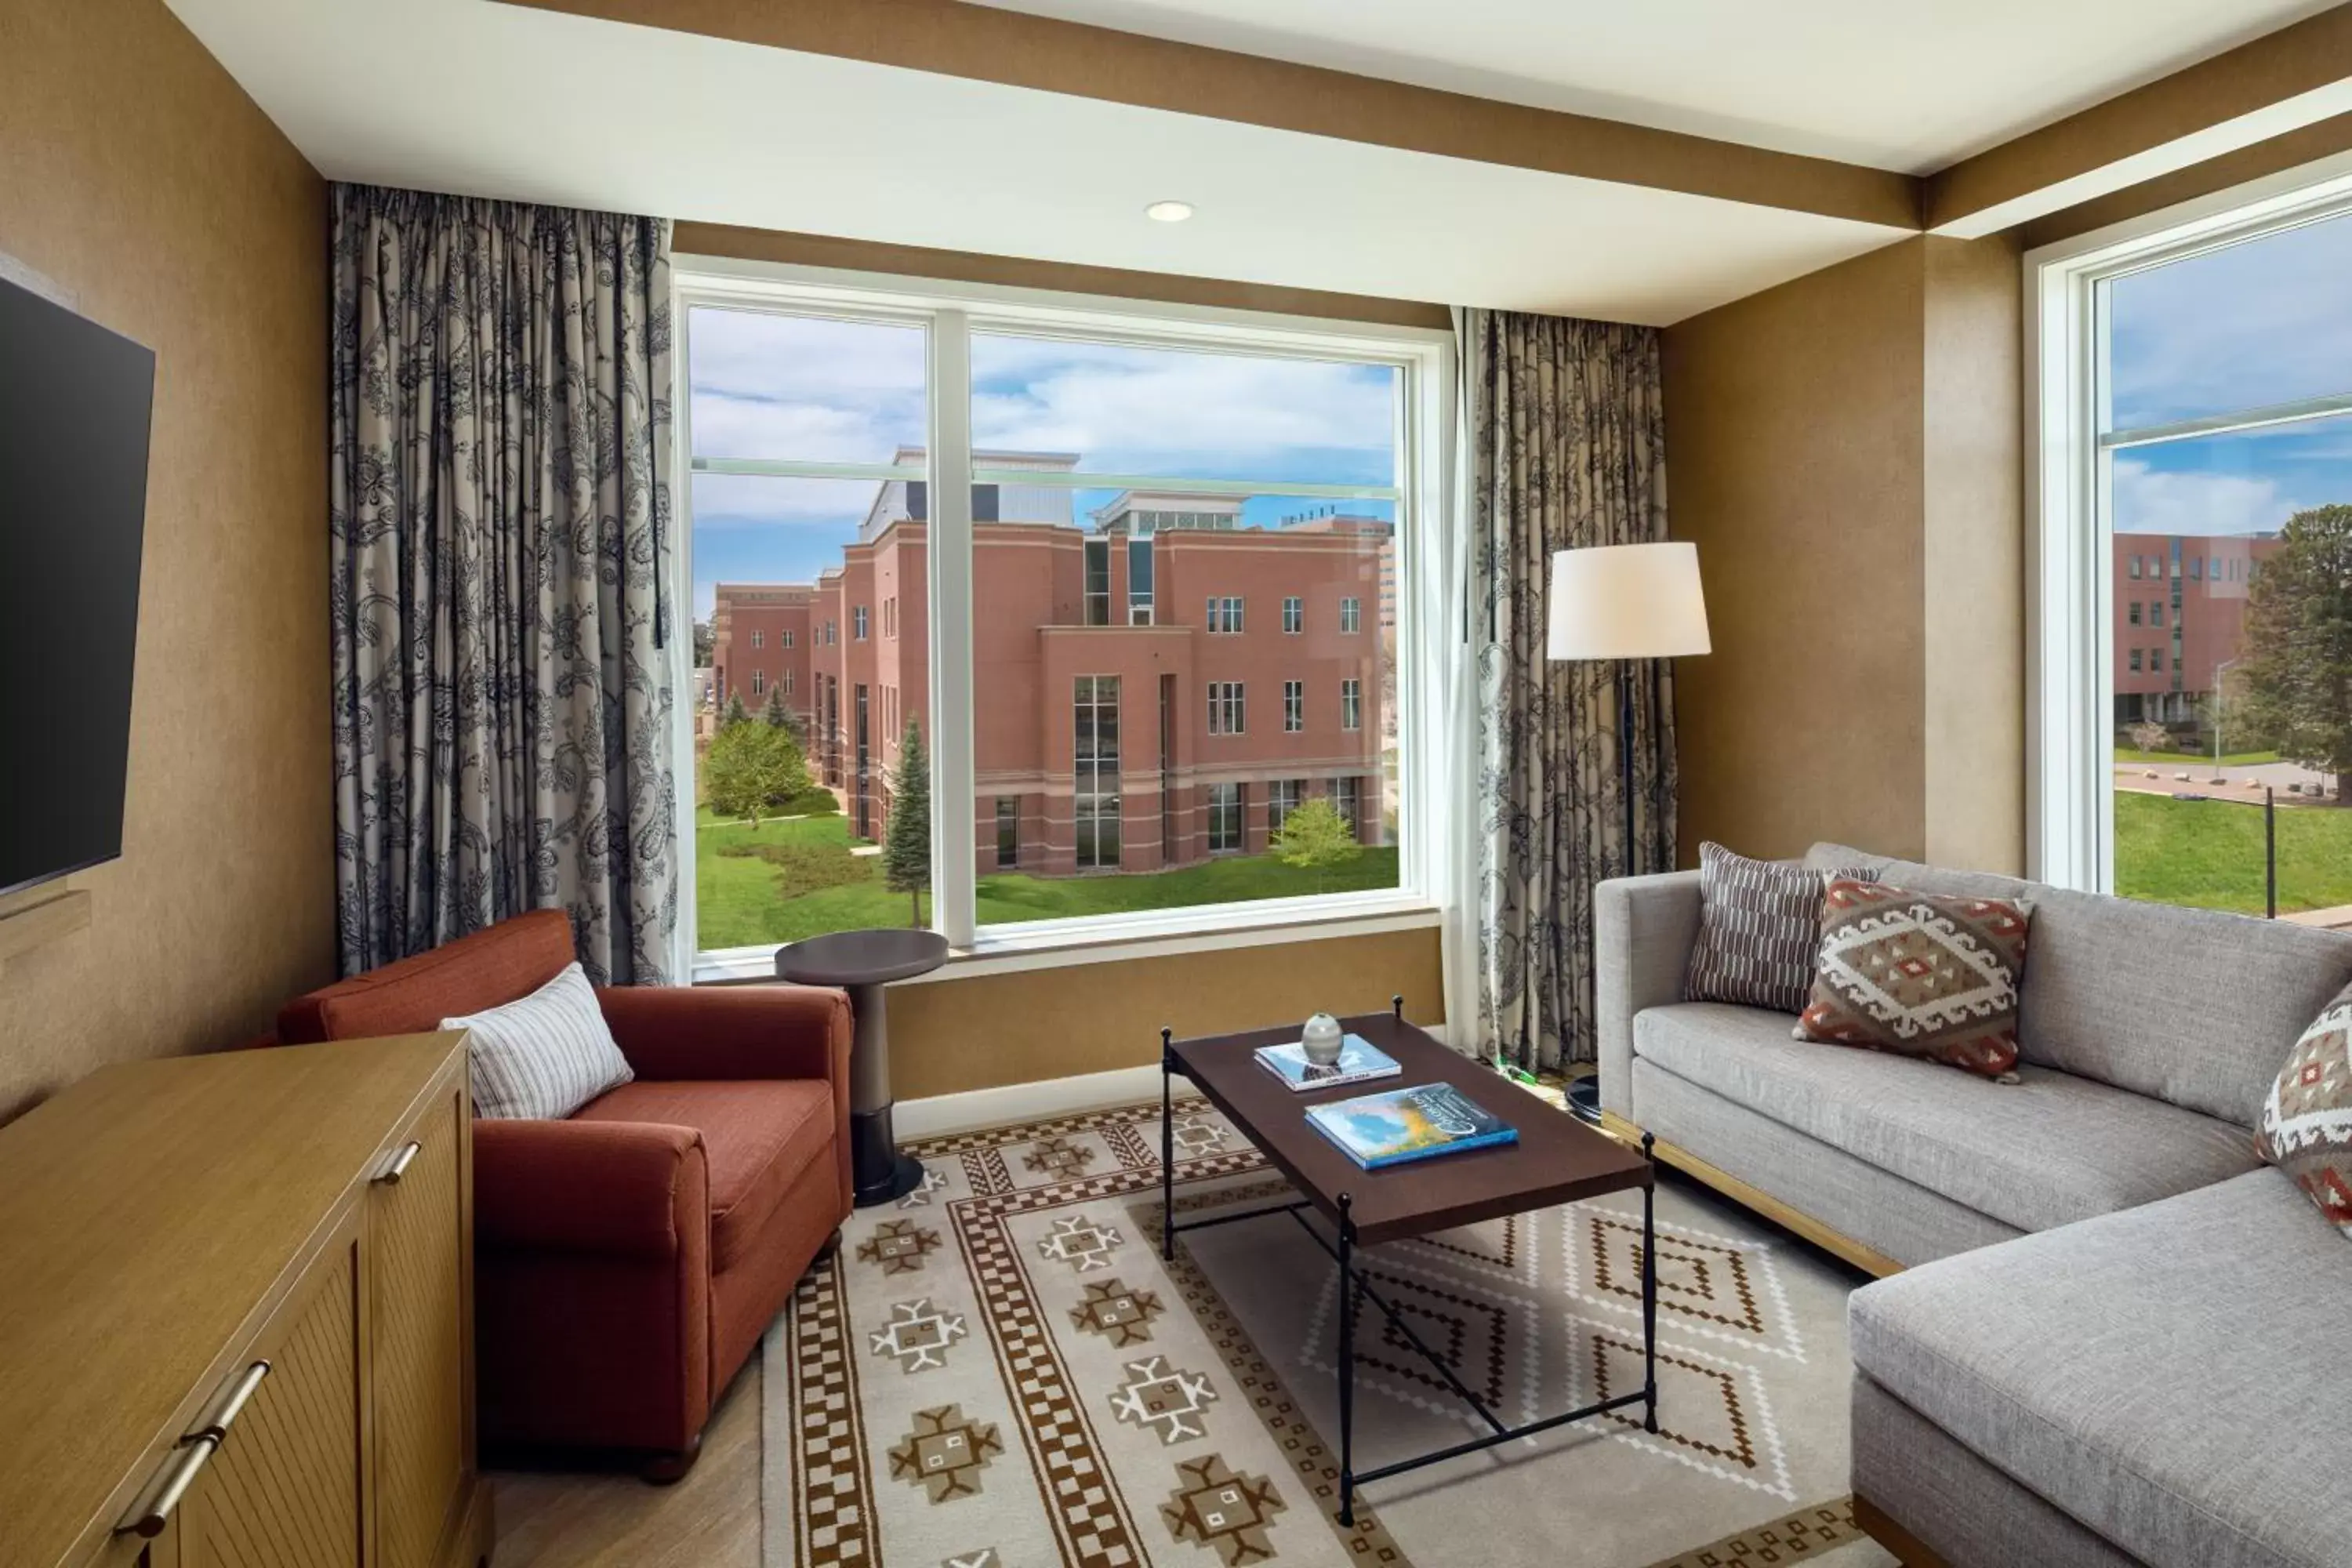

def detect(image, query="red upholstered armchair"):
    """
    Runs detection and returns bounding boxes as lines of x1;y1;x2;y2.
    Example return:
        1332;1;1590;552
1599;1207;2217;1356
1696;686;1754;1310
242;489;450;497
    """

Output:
274;909;851;1479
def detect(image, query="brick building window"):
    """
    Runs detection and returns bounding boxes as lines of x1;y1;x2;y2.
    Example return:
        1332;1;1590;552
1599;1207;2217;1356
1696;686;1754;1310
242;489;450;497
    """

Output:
1269;779;1303;833
1340;597;1361;633
1341;678;1361;731
1207;783;1243;852
1207;596;1244;633
1282;596;1302;633
1207;681;1246;735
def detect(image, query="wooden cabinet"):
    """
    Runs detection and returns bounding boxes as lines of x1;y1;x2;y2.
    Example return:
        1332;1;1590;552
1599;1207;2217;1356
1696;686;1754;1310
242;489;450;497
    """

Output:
0;1033;490;1568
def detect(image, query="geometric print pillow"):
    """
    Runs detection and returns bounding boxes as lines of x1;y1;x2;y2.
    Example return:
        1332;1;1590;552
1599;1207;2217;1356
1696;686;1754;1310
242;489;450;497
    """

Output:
1795;879;2033;1081
2256;982;2352;1238
1684;843;1880;1014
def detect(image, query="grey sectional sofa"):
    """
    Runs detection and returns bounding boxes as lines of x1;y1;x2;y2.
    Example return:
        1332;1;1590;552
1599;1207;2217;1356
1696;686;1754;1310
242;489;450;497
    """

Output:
1595;843;2352;1568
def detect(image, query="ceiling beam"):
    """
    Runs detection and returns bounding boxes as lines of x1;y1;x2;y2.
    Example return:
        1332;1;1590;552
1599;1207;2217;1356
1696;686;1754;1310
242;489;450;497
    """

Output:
499;0;1920;231
1926;2;2352;237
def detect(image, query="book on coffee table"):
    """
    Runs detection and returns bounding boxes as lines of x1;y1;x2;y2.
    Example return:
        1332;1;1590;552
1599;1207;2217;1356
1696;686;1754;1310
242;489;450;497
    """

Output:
1304;1082;1520;1169
1253;1035;1400;1092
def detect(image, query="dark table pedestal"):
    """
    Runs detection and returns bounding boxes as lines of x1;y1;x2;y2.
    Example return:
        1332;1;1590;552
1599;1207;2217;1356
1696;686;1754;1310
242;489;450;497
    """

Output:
773;927;951;1207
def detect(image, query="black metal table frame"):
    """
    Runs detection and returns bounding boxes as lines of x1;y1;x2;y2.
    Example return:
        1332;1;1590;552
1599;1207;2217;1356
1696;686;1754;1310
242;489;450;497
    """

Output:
1158;1022;1659;1529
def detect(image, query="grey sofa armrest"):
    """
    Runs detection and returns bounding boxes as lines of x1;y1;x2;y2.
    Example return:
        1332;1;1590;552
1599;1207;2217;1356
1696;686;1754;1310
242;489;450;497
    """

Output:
1593;869;1704;1118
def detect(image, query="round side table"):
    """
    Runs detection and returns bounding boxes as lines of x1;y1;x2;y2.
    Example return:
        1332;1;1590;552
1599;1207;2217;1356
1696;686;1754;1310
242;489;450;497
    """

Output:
775;927;950;1207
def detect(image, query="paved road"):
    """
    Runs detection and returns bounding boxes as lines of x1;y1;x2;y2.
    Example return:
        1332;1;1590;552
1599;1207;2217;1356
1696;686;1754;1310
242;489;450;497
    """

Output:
2113;759;2333;803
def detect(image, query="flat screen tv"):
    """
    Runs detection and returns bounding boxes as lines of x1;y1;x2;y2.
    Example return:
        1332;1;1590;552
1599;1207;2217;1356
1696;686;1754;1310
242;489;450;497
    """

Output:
0;272;155;899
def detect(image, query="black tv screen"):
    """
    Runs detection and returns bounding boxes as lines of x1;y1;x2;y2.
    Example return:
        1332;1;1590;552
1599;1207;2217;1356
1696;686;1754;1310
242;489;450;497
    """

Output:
0;274;154;898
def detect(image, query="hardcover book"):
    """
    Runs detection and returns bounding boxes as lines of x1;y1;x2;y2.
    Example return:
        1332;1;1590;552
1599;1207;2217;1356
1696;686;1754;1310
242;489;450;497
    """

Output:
1305;1083;1520;1169
1253;1036;1401;1092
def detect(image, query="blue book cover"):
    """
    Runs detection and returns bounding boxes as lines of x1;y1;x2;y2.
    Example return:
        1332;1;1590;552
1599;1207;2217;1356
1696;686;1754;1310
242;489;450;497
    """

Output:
1253;1035;1400;1092
1305;1082;1520;1169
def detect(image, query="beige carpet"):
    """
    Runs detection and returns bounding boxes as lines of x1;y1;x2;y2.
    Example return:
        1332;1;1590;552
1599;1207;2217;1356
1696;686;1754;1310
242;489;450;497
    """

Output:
764;1097;1893;1568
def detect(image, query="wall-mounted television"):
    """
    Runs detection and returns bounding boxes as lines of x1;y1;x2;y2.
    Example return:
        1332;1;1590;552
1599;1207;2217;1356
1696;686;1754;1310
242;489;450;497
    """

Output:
0;271;155;899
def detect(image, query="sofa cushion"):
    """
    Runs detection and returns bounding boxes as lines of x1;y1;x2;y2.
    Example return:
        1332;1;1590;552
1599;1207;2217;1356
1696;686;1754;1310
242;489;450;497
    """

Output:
2256;979;2352;1236
1849;1170;2352;1568
1683;842;1874;1013
1803;842;2352;1128
1795;879;2031;1079
575;1079;836;1271
444;961;635;1120
1633;1003;2259;1233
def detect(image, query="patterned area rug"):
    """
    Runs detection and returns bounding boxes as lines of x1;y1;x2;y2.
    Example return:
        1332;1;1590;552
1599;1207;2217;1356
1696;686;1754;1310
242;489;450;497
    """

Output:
763;1097;1893;1568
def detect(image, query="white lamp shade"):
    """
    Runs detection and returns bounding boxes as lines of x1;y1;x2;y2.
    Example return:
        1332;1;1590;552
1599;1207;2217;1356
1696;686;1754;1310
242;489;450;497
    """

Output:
1546;542;1711;660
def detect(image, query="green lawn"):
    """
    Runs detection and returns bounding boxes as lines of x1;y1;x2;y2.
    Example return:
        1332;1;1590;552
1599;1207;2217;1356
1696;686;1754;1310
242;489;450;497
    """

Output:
694;805;1401;949
2113;746;2279;767
2115;790;2352;914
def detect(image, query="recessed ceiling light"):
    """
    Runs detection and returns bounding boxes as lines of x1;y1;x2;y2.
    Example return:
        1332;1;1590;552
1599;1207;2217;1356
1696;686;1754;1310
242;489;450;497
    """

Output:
1145;200;1195;223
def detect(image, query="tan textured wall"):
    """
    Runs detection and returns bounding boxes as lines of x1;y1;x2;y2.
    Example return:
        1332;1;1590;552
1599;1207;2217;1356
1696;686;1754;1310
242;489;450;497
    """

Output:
0;2;332;1120
1664;237;2025;872
1922;234;2026;873
1664;243;1931;863
885;927;1443;1102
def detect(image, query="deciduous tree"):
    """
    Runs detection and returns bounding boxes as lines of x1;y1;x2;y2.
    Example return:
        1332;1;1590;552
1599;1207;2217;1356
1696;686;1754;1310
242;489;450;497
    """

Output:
2239;504;2352;801
706;720;812;829
1271;796;1361;889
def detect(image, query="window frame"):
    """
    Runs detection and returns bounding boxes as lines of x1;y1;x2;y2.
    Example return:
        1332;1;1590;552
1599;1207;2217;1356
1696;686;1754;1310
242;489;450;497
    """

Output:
2027;153;2352;891
673;256;1453;981
1283;679;1304;733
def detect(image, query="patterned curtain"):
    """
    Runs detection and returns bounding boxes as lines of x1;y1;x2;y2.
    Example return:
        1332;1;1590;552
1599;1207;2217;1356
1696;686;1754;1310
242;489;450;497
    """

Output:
1464;309;1675;1072
329;184;678;984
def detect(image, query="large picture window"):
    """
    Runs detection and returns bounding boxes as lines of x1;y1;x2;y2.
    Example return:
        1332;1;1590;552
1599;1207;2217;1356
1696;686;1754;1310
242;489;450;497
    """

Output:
2035;184;2352;916
678;267;1446;971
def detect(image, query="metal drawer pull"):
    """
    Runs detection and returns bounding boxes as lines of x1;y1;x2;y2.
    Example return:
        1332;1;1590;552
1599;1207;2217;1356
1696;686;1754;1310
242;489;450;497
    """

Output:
376;1140;422;1185
189;1359;270;1440
114;1359;270;1538
117;1435;218;1538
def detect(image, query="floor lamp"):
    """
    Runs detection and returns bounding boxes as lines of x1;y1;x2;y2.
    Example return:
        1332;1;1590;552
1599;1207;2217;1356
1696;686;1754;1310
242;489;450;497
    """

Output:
1548;541;1711;1118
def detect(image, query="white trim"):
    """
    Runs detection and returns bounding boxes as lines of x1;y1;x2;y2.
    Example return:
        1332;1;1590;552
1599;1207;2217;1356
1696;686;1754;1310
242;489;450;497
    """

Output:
2024;148;2352;891
895;1062;1203;1142
929;310;978;947
691;899;1440;985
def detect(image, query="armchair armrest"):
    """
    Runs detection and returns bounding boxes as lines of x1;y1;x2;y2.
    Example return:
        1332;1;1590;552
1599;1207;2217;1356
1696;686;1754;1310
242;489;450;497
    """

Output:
597;983;852;1084
1593;869;1704;1120
474;1118;709;1261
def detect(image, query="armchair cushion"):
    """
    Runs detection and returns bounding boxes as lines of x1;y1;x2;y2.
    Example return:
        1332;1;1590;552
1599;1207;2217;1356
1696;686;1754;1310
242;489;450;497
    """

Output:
575;1080;837;1270
596;982;852;1083
277;908;575;1044
473;1117;707;1259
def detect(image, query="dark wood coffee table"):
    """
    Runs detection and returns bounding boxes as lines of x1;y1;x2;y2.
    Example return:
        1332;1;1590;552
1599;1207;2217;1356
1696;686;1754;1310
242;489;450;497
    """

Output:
1160;999;1658;1526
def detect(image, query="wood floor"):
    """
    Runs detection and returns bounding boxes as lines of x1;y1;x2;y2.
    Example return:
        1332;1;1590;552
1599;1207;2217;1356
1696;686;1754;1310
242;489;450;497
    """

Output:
487;1355;763;1568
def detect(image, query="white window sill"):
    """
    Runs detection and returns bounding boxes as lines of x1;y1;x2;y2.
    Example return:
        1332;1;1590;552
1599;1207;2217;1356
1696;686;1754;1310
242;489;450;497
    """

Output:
691;893;1442;985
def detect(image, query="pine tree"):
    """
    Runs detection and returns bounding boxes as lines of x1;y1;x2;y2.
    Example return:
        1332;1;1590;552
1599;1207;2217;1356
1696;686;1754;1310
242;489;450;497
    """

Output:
721;691;751;730
881;717;932;927
762;683;792;731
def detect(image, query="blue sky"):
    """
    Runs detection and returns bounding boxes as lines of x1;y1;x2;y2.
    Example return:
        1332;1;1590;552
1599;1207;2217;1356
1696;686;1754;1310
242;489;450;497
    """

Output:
688;310;1397;619
2108;210;2352;537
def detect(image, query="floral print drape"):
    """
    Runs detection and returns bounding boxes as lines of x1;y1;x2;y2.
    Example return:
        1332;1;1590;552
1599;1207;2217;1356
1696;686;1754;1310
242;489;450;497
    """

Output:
329;184;678;983
1465;310;1675;1072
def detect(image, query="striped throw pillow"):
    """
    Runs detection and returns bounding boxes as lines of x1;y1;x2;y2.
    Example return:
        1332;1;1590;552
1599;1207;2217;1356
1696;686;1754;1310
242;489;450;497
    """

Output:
1683;843;1876;1014
443;961;634;1120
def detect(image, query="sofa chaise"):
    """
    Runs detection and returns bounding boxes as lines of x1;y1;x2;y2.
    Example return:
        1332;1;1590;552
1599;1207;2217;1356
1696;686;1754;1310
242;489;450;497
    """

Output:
1595;844;2352;1568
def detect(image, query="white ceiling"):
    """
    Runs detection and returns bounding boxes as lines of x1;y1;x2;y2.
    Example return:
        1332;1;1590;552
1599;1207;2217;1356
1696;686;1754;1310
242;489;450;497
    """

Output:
976;0;2343;173
162;0;1909;324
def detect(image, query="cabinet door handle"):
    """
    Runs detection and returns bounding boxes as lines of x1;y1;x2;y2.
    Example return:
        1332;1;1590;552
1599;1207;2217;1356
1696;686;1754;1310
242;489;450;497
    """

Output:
376;1140;422;1185
116;1435;218;1539
189;1359;270;1441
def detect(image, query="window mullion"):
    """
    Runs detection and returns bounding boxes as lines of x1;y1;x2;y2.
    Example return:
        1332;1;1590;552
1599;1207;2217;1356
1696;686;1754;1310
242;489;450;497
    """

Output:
929;311;978;946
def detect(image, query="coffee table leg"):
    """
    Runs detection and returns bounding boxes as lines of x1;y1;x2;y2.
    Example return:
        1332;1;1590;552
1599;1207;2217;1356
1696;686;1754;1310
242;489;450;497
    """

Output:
1338;1191;1357;1528
1641;1132;1659;1434
1160;1027;1175;1261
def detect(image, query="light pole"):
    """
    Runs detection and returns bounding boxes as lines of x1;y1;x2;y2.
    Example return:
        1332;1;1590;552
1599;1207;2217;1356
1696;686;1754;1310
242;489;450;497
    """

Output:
2213;655;2241;771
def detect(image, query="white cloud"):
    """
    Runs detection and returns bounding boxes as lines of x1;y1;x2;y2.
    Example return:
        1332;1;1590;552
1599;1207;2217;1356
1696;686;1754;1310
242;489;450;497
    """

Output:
2111;458;2306;537
690;473;880;532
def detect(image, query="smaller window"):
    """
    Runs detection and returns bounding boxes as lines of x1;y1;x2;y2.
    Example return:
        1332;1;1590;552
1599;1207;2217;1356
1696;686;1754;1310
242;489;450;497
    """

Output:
2129;556;2143;580
1282;596;1302;634
1334;775;1363;833
1340;597;1362;634
2128;602;2142;626
855;606;869;641
2129;649;2143;673
752;630;764;649
2170;556;2181;579
1207;596;1244;633
2151;603;2165;628
1207;681;1246;735
784;669;794;695
1341;677;1362;731
996;797;1018;869
2189;558;2202;582
752;669;767;695
2151;648;2164;673
782;628;795;648
1283;680;1304;732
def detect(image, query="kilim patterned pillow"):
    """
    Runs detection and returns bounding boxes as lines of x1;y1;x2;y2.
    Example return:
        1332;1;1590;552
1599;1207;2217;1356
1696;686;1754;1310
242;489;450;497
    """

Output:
1795;878;2033;1080
2255;983;2352;1237
1683;843;1878;1014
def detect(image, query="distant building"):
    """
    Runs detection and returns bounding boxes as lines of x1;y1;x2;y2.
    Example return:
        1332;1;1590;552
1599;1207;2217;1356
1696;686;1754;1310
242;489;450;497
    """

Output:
710;461;1389;875
2112;532;2284;727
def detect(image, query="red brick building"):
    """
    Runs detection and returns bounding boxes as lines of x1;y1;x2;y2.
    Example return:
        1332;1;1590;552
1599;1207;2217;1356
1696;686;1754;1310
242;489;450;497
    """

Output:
2112;532;2283;728
710;484;1389;877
